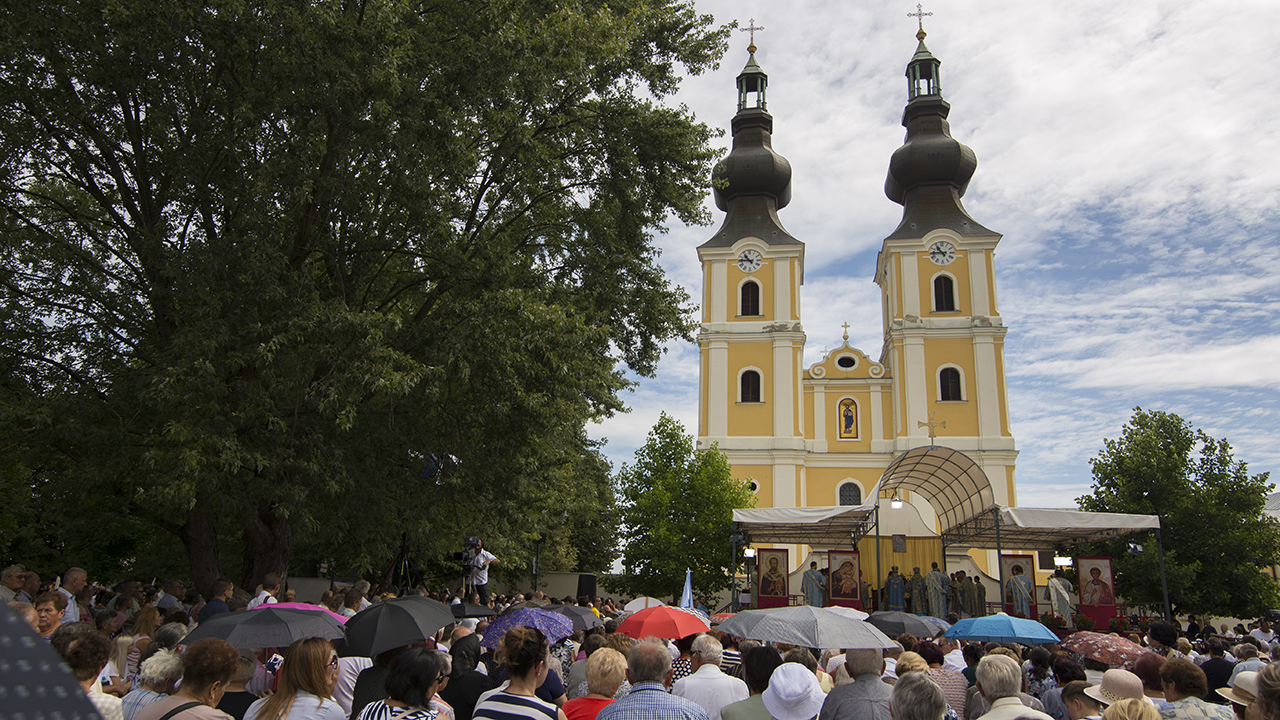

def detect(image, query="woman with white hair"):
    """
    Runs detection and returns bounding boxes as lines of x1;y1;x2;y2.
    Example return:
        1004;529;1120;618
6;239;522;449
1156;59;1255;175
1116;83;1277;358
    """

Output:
892;672;948;720
975;655;1054;720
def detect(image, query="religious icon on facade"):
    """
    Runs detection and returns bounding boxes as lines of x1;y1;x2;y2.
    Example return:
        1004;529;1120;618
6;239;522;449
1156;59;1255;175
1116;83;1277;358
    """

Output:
837;398;859;439
758;550;789;598
828;550;861;604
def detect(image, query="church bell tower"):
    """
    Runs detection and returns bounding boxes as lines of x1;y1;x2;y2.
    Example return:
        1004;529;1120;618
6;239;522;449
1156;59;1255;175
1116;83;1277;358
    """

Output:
697;43;807;512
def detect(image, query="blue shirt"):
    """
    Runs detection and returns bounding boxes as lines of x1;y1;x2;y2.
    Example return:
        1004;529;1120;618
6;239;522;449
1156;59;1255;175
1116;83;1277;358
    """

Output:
596;681;710;720
122;688;168;720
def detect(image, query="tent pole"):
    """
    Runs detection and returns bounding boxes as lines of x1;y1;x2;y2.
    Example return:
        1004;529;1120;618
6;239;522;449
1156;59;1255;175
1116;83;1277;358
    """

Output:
1156;525;1171;622
875;503;882;613
994;506;1005;615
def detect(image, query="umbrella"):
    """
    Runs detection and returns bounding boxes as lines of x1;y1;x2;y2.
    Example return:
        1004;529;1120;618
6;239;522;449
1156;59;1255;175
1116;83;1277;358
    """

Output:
825;606;870;622
0;601;103;719
501;600;549;615
342;596;456;658
922;616;952;632
866;611;940;638
452;603;498;619
1060;631;1146;670
716;606;896;650
548;605;605;633
183;606;345;649
480;608;575;649
673;606;710;623
943;614;1058;644
711;612;736;625
270;602;349;624
616;605;710;639
623;596;667;612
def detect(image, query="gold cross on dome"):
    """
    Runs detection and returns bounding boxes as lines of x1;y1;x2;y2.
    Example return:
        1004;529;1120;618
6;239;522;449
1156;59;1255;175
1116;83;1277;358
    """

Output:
909;4;933;36
917;411;946;442
740;18;765;53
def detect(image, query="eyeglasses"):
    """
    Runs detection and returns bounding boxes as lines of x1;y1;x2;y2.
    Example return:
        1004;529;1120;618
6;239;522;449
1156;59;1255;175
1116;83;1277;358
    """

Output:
328;656;339;670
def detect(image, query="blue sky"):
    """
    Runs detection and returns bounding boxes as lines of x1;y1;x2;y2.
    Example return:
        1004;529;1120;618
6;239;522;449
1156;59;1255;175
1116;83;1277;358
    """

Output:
589;0;1280;507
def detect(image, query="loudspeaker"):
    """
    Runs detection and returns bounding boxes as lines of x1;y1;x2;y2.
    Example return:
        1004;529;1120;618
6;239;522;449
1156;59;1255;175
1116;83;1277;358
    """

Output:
576;573;597;600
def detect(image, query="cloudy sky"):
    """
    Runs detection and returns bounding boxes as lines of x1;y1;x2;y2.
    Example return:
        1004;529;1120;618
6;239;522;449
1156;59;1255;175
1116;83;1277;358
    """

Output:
589;0;1280;507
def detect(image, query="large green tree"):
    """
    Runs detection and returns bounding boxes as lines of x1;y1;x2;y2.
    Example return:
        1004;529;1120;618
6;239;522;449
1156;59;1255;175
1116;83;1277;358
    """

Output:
0;0;726;593
609;413;755;600
1077;408;1278;618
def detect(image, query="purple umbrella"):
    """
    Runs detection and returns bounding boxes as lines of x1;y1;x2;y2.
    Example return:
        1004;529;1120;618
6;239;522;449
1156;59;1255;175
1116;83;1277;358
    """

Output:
479;607;574;649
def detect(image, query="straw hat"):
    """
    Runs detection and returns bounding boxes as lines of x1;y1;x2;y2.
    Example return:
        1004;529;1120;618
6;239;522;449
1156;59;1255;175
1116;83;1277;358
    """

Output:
763;663;826;720
1085;669;1146;706
1218;671;1260;706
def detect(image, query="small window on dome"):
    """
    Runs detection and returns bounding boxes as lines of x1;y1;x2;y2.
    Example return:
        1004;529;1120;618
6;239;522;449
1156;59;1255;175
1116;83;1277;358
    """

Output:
836;355;856;369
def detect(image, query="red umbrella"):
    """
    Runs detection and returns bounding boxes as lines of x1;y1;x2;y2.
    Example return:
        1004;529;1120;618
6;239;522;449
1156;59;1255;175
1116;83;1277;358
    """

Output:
1061;630;1146;670
616;605;710;639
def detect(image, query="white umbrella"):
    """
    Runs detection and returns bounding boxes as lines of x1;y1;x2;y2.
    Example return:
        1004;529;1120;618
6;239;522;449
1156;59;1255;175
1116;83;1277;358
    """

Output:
716;605;895;650
824;606;870;621
624;596;667;611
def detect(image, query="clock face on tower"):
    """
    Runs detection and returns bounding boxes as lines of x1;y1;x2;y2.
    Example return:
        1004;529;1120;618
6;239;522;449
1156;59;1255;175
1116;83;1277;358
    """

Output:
928;241;956;265
737;249;763;273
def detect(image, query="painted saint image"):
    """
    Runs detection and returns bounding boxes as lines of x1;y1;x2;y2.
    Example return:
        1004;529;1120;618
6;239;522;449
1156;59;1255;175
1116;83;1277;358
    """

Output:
838;398;858;439
829;552;861;600
1081;565;1114;605
760;555;788;597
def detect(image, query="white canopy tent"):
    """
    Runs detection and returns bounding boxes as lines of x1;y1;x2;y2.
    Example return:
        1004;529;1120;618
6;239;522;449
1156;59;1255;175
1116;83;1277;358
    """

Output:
732;505;876;546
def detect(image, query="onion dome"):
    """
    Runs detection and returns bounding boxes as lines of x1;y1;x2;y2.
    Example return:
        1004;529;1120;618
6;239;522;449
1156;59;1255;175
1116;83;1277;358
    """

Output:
703;48;799;248
884;31;993;239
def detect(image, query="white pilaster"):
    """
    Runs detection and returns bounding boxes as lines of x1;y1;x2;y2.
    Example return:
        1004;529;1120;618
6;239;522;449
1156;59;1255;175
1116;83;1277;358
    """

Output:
813;383;827;452
974;334;1000;444
969;249;991;317
870;384;884;444
774;257;791;320
773;339;794;436
710;260;727;323
904;336;927;437
901;252;920;317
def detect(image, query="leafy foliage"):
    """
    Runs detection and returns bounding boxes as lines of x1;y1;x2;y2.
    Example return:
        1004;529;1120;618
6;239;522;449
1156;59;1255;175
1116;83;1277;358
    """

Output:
0;0;727;591
608;414;755;600
1076;408;1278;618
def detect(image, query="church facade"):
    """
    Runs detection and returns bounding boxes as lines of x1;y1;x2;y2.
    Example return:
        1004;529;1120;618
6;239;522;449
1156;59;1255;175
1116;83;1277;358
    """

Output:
697;32;1021;582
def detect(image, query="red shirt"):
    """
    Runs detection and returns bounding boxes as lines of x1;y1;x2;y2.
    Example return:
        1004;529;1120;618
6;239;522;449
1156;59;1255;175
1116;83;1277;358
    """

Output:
563;697;613;720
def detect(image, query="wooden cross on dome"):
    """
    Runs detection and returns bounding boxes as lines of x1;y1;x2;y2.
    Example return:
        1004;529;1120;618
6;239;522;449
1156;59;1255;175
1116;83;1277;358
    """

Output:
740;18;764;53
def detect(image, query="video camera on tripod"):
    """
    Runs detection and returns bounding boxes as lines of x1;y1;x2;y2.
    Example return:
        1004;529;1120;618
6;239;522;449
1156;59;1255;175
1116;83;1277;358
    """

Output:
452;536;484;569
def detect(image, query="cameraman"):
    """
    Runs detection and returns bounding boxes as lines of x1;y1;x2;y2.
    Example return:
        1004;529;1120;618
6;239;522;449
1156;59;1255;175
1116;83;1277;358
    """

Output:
468;538;499;604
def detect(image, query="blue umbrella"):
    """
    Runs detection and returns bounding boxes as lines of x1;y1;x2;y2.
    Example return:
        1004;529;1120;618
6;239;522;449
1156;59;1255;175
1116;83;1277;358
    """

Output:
480;607;574;649
943;613;1058;644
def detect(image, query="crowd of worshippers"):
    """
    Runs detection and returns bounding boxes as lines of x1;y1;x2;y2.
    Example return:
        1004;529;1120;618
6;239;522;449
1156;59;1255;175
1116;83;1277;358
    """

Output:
12;563;1280;720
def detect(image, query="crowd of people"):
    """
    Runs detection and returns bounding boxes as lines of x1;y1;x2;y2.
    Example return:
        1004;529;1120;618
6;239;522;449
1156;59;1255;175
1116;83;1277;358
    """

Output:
10;562;1280;720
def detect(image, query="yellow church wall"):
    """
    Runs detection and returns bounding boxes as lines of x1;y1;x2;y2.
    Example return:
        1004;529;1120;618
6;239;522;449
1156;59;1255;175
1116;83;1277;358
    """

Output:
805;467;882;506
728;264;774;321
923;339;980;433
727;343;774;436
917;251;972;317
736;464;773;508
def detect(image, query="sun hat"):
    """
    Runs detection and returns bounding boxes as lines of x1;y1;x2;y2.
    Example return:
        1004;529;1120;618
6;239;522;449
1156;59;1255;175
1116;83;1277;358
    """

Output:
1084;669;1146;706
763;663;826;720
1218;671;1260;706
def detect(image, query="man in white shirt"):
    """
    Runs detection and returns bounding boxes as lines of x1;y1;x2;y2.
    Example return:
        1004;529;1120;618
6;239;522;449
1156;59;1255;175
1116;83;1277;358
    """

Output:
246;573;281;609
468;538;499;604
673;634;749;720
1249;619;1275;646
975;655;1054;720
58;567;88;623
941;638;966;673
0;564;25;603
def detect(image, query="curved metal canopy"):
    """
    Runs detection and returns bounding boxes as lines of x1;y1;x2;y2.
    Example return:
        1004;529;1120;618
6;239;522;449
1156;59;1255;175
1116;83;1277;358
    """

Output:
877;445;994;532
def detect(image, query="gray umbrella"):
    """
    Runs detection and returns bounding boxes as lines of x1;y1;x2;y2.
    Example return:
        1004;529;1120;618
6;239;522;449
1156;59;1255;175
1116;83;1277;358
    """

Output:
0;601;102;719
183;606;346;649
866;611;941;639
548;604;605;633
715;606;896;650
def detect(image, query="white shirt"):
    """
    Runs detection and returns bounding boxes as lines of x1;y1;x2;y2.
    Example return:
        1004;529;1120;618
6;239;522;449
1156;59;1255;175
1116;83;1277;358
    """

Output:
980;696;1053;720
1250;629;1275;644
58;587;80;623
334;656;373;715
883;657;898;680
471;550;497;585
246;589;277;610
672;663;749;720
944;648;966;673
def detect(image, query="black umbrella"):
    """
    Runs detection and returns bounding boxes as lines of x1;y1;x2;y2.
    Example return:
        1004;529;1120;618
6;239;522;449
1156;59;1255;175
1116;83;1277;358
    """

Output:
344;596;456;658
866;611;941;639
183;606;346;649
452;603;498;619
548;604;605;633
0;601;103;719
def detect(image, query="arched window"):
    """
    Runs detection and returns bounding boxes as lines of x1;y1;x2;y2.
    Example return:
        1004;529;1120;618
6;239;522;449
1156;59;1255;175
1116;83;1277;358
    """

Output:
740;370;762;403
934;274;956;312
740;280;761;317
940;367;963;401
839;483;862;506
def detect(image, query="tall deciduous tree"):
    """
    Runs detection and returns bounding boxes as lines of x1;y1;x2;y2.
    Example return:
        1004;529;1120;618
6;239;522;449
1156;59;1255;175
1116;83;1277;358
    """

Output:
610;413;755;600
1077;408;1278;618
0;0;727;594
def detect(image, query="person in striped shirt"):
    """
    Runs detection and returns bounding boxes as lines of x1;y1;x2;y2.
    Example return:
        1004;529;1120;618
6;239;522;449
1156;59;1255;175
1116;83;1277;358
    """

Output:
473;627;567;720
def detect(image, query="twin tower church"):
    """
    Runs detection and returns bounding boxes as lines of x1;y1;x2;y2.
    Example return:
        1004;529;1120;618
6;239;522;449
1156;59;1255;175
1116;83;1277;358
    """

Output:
697;28;1033;592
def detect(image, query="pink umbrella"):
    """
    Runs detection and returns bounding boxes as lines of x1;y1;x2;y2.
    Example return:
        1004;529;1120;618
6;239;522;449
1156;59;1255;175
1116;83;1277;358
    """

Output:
270;601;348;624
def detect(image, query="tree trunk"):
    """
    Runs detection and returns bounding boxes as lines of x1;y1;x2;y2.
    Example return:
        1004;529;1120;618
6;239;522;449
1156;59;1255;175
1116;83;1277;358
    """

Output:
242;502;293;591
182;500;223;600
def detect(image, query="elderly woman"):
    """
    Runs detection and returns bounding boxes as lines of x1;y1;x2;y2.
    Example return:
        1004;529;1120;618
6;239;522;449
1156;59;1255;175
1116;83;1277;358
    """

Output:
1160;658;1234;720
562;648;626;720
35;590;66;638
135;638;242;720
897;652;959;720
355;648;447;720
974;654;1054;720
893;671;949;720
